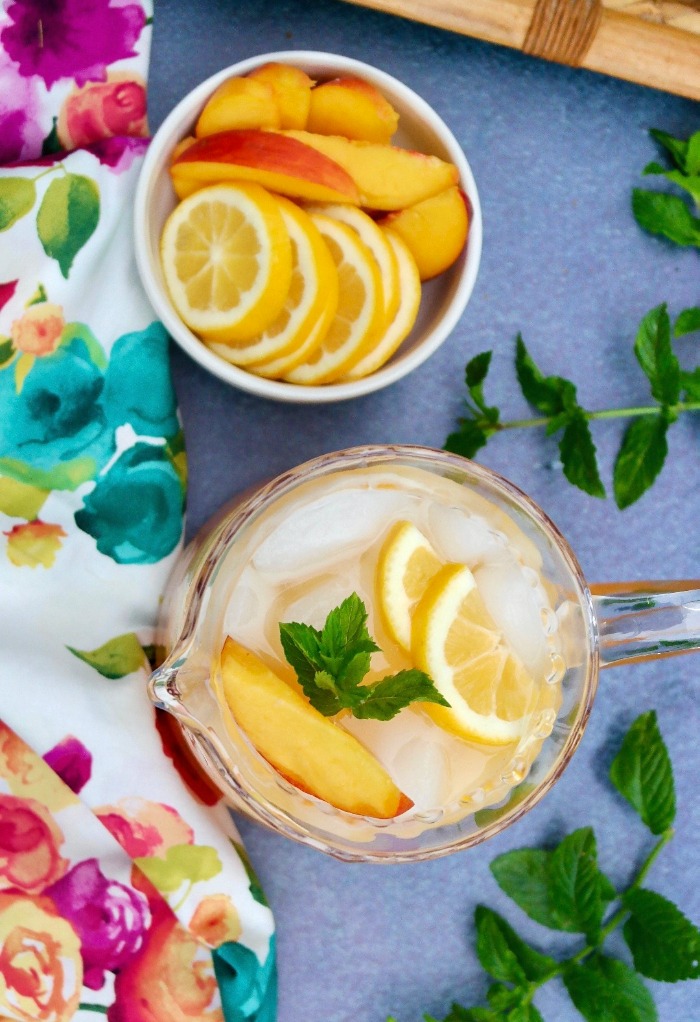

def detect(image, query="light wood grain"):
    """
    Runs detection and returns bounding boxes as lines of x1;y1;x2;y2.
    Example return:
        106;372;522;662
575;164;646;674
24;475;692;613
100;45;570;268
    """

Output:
342;0;700;100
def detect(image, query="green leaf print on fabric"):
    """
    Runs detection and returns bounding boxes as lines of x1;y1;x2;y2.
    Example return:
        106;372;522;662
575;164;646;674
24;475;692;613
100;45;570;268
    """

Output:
135;844;223;911
0;476;49;518
36;174;100;277
67;632;147;678
0;177;36;231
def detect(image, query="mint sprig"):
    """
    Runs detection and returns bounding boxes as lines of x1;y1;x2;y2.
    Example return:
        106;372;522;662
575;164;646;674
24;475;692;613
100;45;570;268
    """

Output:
445;303;700;509
389;710;700;1021
632;128;700;247
279;592;448;720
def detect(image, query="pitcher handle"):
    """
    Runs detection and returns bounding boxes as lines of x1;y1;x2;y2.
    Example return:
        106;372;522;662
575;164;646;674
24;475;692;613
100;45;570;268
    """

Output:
590;580;700;668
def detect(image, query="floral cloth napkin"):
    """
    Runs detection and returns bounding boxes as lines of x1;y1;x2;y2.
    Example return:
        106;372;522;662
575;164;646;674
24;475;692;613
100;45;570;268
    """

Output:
0;2;276;1019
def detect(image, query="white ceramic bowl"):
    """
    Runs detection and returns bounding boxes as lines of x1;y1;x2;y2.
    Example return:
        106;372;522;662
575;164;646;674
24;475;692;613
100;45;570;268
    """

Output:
134;51;482;404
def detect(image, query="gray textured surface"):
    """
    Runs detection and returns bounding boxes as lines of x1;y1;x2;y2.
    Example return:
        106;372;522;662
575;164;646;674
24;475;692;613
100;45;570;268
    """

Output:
148;3;699;1020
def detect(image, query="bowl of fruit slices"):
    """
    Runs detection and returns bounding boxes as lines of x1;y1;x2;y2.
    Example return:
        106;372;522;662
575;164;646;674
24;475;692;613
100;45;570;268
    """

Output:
134;51;482;403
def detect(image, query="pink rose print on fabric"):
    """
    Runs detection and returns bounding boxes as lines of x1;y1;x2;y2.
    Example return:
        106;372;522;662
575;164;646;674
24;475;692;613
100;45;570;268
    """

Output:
42;734;92;794
0;280;18;312
10;302;64;355
0;892;82;1022
57;72;148;149
0;793;69;894
96;796;195;858
85;134;149;173
0;722;77;812
108;898;223;1022
1;0;147;89
45;857;151;990
0;51;43;163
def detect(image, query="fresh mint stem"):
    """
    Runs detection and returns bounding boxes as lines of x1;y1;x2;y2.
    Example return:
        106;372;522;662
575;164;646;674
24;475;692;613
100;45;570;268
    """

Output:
496;401;700;432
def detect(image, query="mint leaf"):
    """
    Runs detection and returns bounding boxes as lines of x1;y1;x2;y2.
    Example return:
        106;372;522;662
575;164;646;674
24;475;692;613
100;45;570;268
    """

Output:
445;420;490;459
559;413;606;499
490;849;562;930
680;367;700;401
649;128;689;172
549;828;616;939
674;306;700;337
466;351;499;424
632;189;700;248
352;669;449;720
507;1007;543;1022
280;594;444;720
609;711;675;834
634;305;681;406
623;888;700;982
564;955;657;1022
686;131;700;175
613;414;669;510
515;336;577;417
475;906;556;984
279;620;322;686
487;984;524;1012
444;1008;501;1022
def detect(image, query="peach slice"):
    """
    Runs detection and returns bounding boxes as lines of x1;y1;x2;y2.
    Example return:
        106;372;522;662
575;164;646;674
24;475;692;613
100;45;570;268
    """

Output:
195;77;281;136
307;76;399;144
377;186;469;280
170;129;361;204
247;62;314;130
218;638;412;818
280;129;459;210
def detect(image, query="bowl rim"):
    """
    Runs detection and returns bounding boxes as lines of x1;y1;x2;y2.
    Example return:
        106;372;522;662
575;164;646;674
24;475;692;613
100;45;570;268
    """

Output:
134;49;483;404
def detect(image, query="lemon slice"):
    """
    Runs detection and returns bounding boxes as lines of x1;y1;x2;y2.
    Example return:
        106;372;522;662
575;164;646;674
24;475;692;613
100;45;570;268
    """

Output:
218;638;411;818
248;293;336;378
412;563;540;745
282;213;384;385
304;203;400;322
376;520;442;651
344;229;421;380
204;197;338;366
160;181;292;342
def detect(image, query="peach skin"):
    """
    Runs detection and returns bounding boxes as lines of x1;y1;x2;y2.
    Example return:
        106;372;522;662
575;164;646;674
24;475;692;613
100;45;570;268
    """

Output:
307;76;399;143
280;128;459;210
378;186;469;280
170;129;361;204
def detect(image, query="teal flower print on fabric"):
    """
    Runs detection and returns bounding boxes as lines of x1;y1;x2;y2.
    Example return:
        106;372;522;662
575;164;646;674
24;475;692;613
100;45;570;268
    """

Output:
0;323;113;491
213;935;277;1022
103;322;180;440
75;442;184;564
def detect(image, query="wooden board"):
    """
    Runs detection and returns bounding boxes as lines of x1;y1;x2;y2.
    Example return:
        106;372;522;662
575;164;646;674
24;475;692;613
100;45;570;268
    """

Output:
342;0;700;102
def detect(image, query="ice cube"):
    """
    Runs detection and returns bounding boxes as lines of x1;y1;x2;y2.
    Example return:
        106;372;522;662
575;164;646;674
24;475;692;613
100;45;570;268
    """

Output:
428;504;509;567
280;576;360;630
252;488;412;578
224;567;272;654
389;736;451;809
474;561;548;674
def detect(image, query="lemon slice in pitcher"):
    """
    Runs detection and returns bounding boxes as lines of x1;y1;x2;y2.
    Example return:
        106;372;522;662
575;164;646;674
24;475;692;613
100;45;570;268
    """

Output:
376;520;442;650
412;563;539;745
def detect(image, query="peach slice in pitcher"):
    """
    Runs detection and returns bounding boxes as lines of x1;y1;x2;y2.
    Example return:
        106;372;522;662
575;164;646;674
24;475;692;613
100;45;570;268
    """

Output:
218;638;412;818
